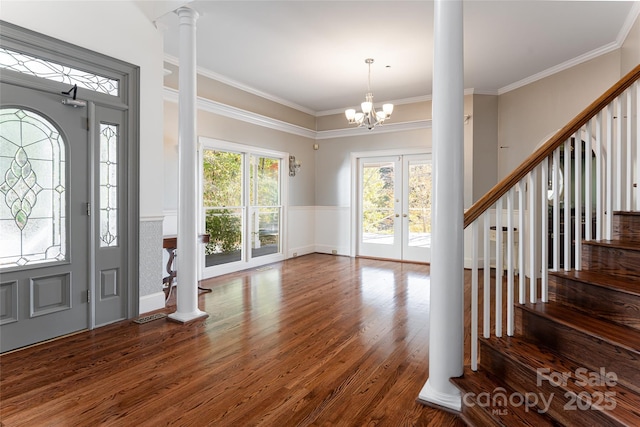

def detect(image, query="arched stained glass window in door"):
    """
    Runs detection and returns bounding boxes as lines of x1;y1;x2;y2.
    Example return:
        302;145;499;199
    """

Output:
0;108;66;268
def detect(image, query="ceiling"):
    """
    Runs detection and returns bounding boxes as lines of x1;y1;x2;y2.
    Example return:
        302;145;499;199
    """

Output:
160;1;638;115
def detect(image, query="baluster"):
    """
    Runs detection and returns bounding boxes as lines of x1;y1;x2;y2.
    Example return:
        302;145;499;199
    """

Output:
518;181;525;304
596;110;603;240
528;169;537;302
574;131;582;271
553;149;560;270
483;212;490;339
564;138;572;271
540;158;548;301
616;95;623;211
507;188;515;335
585;120;592;241
627;89;632;210
636;81;640;210
471;220;478;370
606;103;613;240
495;198;502;337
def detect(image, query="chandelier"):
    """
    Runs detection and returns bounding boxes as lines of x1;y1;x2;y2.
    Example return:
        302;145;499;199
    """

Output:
345;58;394;130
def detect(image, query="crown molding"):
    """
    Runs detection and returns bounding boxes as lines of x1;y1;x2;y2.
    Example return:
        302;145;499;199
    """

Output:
498;41;620;95
163;54;316;116
163;87;316;139
315;119;432;140
165;86;433;140
498;3;639;96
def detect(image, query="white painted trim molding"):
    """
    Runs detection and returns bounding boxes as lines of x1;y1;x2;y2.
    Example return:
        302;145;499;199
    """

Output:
418;379;462;412
164;87;316;139
139;292;165;314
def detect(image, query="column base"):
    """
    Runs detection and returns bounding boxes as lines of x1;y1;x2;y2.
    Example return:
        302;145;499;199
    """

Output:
417;378;462;412
168;309;208;324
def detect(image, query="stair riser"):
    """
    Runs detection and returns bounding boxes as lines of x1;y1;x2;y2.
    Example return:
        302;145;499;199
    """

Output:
517;308;640;394
613;213;640;241
582;244;640;280
480;342;623;427
550;276;640;331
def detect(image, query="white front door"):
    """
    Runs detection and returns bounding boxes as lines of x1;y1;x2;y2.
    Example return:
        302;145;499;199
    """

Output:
358;154;432;263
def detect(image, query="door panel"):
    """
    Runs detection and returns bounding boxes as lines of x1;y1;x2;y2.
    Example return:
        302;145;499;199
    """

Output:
359;157;402;259
402;154;432;262
93;105;127;327
0;82;89;352
358;154;432;262
250;154;281;259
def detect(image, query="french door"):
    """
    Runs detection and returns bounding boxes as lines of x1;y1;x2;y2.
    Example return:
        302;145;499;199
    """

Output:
358;154;432;263
200;139;286;278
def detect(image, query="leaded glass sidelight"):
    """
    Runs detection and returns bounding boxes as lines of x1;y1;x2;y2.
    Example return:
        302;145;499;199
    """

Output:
0;47;119;96
0;108;66;268
99;123;118;247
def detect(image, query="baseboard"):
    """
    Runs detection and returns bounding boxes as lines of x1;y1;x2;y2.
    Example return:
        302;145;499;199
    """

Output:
288;245;315;258
139;292;165;314
315;244;350;256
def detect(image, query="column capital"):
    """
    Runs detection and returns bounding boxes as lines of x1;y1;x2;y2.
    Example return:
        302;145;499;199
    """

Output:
175;6;199;22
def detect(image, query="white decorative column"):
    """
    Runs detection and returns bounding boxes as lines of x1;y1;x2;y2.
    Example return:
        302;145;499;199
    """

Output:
169;6;208;323
418;0;464;411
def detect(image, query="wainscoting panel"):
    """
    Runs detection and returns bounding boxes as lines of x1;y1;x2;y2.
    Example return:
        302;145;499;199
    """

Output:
315;206;351;256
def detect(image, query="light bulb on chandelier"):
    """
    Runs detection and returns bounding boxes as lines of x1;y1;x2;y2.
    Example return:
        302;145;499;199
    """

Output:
345;58;393;130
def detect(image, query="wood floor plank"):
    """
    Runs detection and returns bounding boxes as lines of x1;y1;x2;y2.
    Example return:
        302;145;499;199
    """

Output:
0;254;463;427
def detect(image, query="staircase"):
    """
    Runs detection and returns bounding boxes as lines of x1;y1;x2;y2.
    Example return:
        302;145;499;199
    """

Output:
452;211;640;426
451;64;640;426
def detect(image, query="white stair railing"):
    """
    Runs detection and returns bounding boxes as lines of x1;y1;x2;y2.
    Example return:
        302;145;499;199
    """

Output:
466;68;640;371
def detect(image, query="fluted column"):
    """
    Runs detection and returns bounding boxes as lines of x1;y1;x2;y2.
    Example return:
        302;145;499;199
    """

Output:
169;6;208;323
418;0;464;411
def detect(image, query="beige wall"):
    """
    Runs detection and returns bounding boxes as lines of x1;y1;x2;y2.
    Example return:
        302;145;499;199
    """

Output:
316;100;432;132
621;11;640;75
496;51;621;180
164;62;316;130
163;101;316;210
471;95;499;202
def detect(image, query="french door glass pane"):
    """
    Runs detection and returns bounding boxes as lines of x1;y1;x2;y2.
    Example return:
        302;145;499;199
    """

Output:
362;161;395;245
202;149;243;266
407;160;432;248
250;155;280;259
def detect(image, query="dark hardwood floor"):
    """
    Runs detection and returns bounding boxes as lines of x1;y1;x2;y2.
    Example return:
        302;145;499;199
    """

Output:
0;254;466;427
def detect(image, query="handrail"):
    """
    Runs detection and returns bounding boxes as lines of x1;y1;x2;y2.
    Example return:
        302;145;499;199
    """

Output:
464;63;640;229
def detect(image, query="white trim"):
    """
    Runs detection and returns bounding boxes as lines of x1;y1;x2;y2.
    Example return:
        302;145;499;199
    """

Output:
198;137;289;280
617;2;640;47
139;292;165;314
141;215;165;222
316;120;432;140
164;54;316;116
418;379;462;412
164;87;316;139
498;41;620;95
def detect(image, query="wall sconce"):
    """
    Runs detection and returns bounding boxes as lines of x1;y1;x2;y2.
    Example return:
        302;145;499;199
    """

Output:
289;155;301;177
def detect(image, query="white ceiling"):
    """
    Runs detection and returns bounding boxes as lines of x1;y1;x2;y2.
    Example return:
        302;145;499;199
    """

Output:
161;1;638;115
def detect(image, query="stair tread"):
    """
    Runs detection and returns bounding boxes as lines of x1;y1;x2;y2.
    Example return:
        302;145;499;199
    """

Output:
582;239;640;250
519;302;640;354
613;211;640;216
451;367;557;427
550;270;640;296
483;336;640;425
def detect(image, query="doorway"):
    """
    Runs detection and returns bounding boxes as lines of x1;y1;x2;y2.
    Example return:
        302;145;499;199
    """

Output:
0;24;139;352
357;154;432;263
